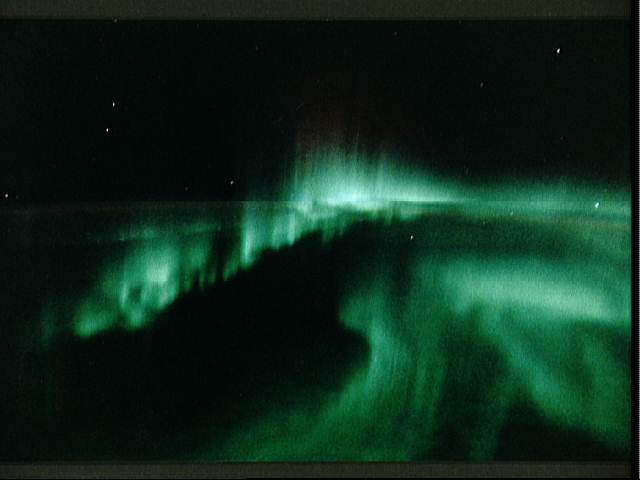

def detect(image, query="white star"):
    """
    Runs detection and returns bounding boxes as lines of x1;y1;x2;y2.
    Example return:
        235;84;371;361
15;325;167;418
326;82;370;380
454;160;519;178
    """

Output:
555;47;561;55
594;202;600;208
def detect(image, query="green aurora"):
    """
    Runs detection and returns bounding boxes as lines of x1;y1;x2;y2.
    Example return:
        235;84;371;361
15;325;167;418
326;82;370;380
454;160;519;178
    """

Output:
66;149;629;340
39;148;630;460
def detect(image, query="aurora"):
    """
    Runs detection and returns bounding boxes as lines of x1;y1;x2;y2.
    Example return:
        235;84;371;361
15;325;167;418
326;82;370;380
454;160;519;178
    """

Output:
63;148;629;341
1;17;630;467
28;147;630;462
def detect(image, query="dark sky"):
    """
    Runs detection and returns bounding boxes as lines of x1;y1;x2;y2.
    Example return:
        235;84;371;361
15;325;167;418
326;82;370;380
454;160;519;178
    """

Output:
0;20;630;203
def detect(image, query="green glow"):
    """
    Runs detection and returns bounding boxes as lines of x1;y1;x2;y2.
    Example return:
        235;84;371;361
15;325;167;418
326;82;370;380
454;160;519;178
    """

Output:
441;257;627;323
42;147;630;460
201;236;629;460
438;256;630;448
73;235;216;337
67;148;629;340
283;148;459;208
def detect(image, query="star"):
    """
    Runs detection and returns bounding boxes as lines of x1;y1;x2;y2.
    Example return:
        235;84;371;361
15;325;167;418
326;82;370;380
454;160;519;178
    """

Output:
105;127;110;133
409;234;415;241
112;101;116;108
555;47;561;55
479;81;484;88
4;193;8;199
594;202;600;208
229;180;235;185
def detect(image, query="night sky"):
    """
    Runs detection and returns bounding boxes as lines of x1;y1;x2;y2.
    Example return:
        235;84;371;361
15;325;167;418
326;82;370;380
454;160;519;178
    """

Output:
0;20;630;203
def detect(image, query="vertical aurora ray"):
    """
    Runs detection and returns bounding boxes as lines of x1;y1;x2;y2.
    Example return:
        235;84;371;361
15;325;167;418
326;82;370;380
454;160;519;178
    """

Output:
72;233;217;338
66;154;628;341
65;148;464;339
61;148;629;343
283;147;459;207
